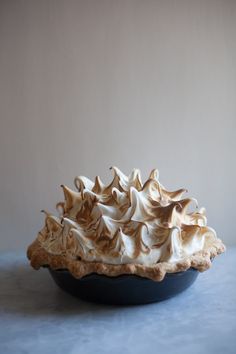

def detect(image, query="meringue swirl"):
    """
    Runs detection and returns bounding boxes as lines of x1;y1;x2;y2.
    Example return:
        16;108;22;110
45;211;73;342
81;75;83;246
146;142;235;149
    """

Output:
37;167;220;266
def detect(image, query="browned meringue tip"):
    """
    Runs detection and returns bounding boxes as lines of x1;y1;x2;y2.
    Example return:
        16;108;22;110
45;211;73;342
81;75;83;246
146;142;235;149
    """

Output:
149;168;159;180
40;209;50;216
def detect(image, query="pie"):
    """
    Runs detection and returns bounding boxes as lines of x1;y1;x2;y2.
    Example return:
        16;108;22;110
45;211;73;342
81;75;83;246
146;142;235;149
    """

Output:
27;167;225;281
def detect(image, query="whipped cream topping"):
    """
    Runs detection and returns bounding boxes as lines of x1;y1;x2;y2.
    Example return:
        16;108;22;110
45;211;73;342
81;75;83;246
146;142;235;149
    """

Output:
37;167;219;266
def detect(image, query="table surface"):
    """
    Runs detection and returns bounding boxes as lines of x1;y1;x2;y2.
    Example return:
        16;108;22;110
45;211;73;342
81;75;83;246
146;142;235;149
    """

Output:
0;249;235;354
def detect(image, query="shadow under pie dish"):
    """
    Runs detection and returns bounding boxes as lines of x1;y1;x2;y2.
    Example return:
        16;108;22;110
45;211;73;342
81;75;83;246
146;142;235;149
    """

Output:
27;167;225;305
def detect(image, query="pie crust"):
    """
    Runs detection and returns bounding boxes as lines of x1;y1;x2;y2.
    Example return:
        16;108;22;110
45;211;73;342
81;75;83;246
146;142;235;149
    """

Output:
27;238;225;282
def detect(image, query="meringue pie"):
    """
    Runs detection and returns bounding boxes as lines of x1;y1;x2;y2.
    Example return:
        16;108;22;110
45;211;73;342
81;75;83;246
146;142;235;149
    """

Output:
27;167;225;281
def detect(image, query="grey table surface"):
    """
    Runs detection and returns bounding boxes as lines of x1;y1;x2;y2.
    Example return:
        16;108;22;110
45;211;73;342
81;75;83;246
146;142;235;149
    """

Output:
0;249;235;354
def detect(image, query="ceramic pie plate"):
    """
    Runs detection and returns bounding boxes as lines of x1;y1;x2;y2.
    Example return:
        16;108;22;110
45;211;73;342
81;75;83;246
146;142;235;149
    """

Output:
47;267;199;305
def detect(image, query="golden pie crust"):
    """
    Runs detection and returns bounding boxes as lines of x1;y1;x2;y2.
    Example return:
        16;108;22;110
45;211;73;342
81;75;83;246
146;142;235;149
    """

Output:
27;238;225;282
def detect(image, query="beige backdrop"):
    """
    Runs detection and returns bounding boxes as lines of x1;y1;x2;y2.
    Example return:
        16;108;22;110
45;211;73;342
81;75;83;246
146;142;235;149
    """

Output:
0;0;235;251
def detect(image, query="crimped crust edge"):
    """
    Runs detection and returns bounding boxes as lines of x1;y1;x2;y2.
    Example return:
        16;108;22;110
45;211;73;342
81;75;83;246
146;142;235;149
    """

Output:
27;239;225;282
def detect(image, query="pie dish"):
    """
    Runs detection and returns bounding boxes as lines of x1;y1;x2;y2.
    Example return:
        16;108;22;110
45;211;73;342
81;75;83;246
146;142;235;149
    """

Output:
27;167;225;304
48;268;199;305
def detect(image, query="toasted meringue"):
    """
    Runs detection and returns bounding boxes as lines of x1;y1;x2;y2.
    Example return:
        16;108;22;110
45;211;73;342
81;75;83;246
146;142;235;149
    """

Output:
27;167;225;281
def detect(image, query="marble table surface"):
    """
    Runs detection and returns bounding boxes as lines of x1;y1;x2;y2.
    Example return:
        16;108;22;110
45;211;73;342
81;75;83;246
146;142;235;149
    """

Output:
0;249;235;354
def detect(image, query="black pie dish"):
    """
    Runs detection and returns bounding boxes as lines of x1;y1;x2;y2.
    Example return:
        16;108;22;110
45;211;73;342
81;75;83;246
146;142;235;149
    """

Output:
47;267;199;305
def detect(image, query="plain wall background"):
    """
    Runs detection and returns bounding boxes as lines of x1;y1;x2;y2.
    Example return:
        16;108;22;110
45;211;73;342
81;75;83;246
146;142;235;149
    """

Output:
0;0;235;251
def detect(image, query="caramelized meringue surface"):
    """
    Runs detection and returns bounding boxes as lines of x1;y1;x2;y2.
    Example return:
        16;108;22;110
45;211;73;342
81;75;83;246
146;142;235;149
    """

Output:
36;167;222;266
